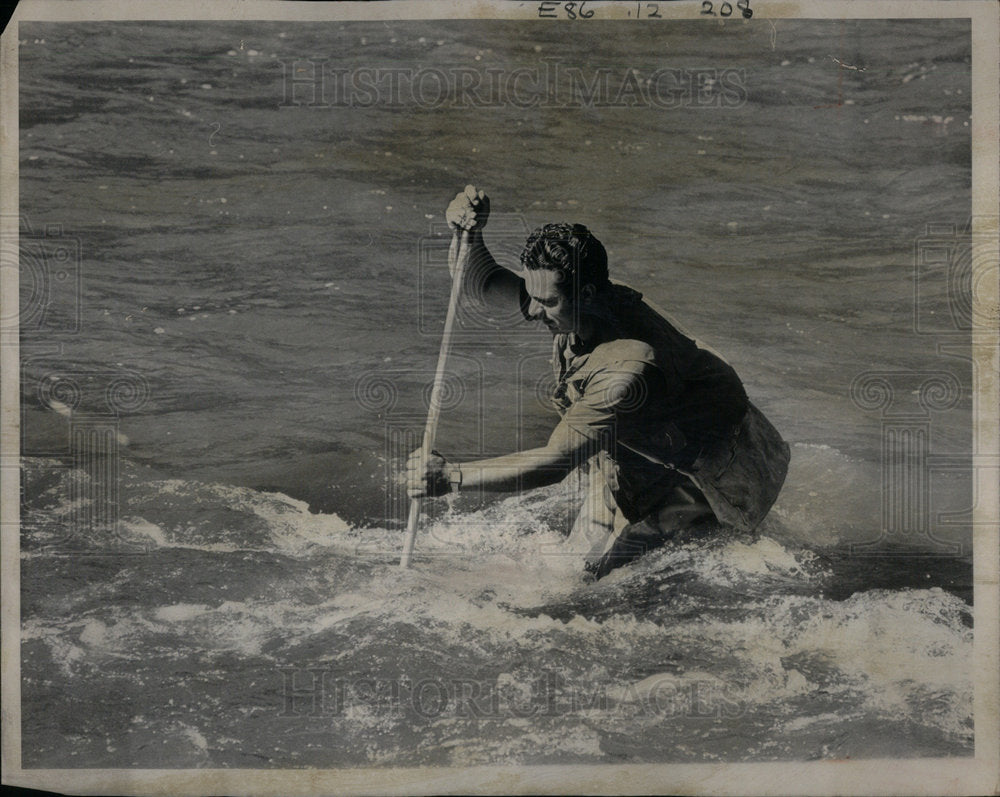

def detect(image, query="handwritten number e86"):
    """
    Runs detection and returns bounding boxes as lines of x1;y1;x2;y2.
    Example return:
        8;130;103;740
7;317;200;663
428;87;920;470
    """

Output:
563;2;594;19
702;0;753;18
536;1;594;18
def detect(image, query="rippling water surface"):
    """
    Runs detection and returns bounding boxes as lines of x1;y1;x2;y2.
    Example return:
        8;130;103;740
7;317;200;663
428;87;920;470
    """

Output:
17;19;974;766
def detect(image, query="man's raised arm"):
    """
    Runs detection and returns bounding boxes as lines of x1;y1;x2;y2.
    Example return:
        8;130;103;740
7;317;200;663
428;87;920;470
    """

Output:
446;185;524;315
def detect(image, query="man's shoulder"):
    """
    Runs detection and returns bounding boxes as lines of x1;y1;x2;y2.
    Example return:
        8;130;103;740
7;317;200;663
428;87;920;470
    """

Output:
611;280;729;362
589;338;657;370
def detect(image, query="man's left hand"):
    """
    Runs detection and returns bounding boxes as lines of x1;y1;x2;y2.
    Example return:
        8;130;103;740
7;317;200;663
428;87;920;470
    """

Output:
446;185;490;232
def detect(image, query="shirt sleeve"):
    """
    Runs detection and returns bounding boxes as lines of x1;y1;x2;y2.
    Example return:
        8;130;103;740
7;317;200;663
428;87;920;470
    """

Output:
548;358;676;455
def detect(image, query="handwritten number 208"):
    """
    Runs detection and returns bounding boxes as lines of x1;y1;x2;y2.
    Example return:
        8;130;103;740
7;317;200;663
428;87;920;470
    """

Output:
701;0;753;17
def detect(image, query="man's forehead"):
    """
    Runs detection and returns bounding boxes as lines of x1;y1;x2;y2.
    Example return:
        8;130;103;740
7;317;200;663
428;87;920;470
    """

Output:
524;268;565;296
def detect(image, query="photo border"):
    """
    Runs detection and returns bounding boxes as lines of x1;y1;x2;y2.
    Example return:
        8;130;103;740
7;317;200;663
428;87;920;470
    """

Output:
2;1;997;794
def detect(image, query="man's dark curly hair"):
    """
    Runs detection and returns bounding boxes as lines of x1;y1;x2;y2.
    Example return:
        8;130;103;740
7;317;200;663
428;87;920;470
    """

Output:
519;223;610;295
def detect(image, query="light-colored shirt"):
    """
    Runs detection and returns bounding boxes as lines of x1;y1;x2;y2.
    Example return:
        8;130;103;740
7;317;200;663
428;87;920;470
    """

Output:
542;284;748;473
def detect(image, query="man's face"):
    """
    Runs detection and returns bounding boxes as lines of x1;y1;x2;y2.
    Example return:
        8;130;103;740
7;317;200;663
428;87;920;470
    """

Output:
524;268;577;334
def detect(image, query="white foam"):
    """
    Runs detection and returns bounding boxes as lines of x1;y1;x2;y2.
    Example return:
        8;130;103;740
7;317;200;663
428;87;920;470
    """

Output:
676;588;972;739
117;480;354;556
79;619;108;648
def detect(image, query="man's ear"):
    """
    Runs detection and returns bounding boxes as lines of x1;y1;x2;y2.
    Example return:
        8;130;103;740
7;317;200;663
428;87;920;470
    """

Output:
580;283;596;305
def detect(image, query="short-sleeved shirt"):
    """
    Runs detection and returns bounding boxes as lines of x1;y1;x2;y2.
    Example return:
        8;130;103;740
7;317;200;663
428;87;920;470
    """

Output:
523;282;749;521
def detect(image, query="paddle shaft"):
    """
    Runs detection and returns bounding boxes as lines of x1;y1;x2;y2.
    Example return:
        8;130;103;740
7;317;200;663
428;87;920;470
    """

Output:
399;228;471;568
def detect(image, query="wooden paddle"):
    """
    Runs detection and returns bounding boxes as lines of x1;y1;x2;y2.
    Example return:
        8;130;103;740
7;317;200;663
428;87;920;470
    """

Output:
399;225;472;568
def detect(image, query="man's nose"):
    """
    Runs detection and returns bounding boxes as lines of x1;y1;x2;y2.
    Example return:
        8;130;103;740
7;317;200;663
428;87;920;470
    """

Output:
527;298;543;319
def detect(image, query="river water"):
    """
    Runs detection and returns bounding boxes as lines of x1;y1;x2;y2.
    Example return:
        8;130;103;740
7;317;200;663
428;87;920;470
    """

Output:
17;18;974;766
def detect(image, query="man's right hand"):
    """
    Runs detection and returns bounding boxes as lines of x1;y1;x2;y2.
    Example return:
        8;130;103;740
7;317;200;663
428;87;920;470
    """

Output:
405;448;455;498
446;184;490;232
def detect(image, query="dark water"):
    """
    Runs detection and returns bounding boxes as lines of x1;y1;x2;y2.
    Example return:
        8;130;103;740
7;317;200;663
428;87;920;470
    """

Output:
18;19;974;766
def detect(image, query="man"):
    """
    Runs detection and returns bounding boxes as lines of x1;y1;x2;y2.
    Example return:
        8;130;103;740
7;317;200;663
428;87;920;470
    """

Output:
407;185;790;579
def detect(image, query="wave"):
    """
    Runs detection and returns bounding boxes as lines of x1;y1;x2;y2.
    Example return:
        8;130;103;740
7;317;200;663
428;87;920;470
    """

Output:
19;450;974;764
22;439;971;561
